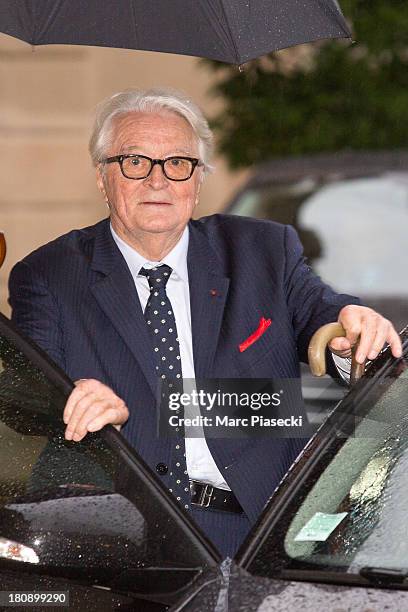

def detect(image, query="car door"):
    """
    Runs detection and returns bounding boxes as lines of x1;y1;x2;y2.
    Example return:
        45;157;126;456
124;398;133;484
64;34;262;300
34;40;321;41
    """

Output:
171;328;408;611
234;327;408;609
0;312;221;611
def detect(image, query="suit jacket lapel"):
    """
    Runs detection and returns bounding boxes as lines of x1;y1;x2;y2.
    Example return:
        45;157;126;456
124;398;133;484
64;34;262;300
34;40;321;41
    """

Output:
188;220;230;379
89;220;158;397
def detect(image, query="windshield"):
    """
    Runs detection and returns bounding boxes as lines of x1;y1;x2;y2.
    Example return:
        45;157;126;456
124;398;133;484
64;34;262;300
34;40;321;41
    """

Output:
244;330;408;579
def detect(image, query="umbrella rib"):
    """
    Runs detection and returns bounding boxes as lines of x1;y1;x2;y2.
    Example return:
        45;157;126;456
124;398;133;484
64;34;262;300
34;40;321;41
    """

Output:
129;0;140;49
27;0;36;44
317;0;352;37
218;0;242;64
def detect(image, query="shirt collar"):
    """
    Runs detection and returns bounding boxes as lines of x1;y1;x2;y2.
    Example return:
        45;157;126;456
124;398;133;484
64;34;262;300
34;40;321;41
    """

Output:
110;223;189;282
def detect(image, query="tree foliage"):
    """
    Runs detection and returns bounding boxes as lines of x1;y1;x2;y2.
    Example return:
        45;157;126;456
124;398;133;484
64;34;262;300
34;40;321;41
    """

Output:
204;0;408;168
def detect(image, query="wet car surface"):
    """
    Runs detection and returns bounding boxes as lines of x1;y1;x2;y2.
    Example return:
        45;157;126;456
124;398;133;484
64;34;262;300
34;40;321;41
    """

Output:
173;563;408;612
0;313;219;610
0;312;407;610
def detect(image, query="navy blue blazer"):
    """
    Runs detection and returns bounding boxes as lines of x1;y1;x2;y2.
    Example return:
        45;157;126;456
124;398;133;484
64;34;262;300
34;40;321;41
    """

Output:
8;215;359;525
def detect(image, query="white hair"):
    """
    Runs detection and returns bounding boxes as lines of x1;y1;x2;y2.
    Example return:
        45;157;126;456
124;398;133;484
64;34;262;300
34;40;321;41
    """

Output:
89;87;214;173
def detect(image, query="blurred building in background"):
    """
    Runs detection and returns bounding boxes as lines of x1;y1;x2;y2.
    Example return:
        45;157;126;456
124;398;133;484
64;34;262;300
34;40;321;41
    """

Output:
0;35;248;314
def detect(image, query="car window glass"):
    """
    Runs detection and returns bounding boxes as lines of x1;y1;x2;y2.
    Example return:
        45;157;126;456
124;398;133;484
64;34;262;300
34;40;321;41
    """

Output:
298;175;408;296
0;322;216;595
232;179;315;226
245;347;408;578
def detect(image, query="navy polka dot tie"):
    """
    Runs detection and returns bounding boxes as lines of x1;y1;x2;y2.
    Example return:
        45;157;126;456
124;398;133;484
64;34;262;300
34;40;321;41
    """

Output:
140;264;190;510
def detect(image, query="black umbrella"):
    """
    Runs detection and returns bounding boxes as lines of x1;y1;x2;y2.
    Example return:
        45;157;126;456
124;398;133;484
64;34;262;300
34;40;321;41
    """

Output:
0;0;351;64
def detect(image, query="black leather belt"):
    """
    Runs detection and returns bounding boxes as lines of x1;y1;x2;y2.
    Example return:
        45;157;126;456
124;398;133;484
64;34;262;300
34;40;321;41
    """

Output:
189;479;243;514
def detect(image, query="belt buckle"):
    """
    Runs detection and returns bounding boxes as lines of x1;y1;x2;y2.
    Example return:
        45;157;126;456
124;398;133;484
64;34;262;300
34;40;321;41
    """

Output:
199;483;214;507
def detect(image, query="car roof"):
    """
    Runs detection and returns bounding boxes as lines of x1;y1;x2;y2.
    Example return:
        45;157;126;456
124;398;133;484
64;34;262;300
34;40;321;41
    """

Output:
232;149;408;191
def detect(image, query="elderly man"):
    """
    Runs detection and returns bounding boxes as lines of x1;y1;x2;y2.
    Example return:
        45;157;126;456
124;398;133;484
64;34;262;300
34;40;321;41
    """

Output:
8;88;402;557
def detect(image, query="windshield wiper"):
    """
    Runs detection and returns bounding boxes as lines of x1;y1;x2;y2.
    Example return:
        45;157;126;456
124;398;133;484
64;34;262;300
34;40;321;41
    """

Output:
360;566;408;585
277;566;408;590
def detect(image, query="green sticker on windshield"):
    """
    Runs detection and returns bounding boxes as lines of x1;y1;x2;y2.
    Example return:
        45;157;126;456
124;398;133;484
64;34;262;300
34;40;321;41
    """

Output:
294;512;348;542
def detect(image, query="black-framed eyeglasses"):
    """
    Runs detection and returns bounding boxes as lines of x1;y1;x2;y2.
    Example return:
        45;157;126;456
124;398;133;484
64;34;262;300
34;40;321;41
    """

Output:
101;154;203;181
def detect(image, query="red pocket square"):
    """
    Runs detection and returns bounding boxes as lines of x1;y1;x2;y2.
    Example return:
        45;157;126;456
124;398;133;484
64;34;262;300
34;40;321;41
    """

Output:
239;317;272;353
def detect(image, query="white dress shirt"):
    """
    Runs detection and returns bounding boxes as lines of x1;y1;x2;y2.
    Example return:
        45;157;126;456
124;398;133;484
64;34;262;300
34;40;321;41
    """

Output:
110;224;230;490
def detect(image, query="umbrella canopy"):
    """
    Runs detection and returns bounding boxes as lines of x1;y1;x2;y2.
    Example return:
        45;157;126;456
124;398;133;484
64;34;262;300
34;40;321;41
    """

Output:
0;0;351;64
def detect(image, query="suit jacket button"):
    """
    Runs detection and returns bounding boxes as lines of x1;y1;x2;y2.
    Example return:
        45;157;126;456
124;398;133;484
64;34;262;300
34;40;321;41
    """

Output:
156;463;168;475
